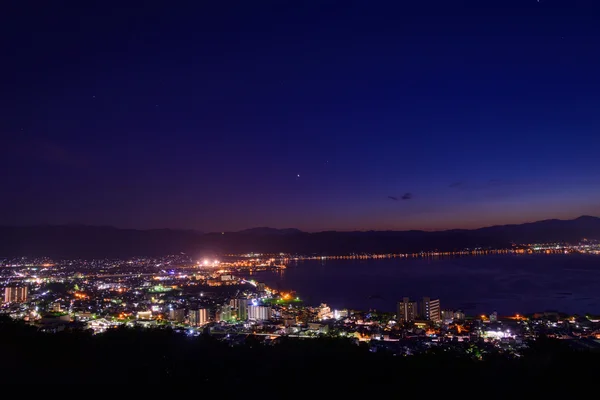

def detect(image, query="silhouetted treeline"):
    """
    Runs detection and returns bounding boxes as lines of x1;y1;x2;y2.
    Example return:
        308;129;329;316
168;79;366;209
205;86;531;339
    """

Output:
1;216;599;258
0;317;597;391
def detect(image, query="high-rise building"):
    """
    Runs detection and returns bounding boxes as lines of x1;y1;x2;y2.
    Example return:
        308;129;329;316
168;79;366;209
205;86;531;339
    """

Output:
317;303;333;320
420;297;441;322
189;308;209;326
230;298;248;321
454;310;465;321
248;305;271;321
168;308;185;323
216;304;233;322
240;300;249;321
397;297;417;322
441;310;454;321
4;286;28;303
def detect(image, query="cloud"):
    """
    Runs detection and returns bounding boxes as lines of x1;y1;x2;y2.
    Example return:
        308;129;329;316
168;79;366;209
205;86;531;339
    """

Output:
387;193;412;202
449;182;464;188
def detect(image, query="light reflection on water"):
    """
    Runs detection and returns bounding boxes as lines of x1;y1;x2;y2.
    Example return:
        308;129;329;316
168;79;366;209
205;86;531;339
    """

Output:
244;254;600;315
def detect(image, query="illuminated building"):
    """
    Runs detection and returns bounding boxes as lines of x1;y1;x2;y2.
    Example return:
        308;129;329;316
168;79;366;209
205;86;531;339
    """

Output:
216;304;233;322
397;297;417;322
137;311;152;320
490;311;498;322
414;321;429;330
4;286;27;303
441;310;454;321
317;303;333;320
483;329;513;339
308;322;329;334
87;318;113;334
239;300;248;321
442;309;464;322
420;297;441;322
248;305;271;321
189;308;208;326
168;308;185;323
230;298;248;321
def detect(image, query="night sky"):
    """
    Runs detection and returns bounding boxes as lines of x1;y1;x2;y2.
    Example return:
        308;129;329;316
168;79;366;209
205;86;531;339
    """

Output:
2;1;600;232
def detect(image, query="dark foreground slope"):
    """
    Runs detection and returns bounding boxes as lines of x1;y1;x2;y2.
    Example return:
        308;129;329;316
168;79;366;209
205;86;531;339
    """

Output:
1;216;600;257
0;318;597;391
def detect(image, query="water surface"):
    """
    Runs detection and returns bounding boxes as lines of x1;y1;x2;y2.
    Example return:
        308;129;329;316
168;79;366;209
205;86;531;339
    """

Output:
244;254;600;315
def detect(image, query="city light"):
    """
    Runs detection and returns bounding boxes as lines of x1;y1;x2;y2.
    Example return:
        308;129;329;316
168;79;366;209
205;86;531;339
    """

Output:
0;251;596;358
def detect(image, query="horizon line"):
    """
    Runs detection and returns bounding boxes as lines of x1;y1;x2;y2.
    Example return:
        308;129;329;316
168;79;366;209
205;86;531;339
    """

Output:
1;215;597;234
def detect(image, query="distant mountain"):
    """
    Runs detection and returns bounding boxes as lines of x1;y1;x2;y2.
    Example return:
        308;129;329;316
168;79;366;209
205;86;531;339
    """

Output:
0;225;204;258
235;227;304;236
1;216;599;258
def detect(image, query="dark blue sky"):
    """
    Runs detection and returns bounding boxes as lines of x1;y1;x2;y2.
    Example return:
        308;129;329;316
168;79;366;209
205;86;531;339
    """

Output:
2;1;600;232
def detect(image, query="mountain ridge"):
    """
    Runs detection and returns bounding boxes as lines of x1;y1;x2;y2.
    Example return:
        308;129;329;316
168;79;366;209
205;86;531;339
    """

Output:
1;216;599;258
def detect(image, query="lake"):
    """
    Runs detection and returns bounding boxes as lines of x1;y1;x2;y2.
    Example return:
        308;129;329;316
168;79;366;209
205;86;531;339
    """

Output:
244;254;600;316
